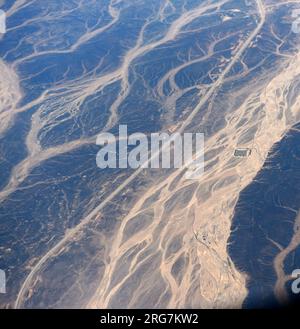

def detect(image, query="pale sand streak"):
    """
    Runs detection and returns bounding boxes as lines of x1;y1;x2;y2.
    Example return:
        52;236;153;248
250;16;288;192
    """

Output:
14;0;268;308
274;194;300;303
89;52;300;308
0;0;229;204
0;60;22;136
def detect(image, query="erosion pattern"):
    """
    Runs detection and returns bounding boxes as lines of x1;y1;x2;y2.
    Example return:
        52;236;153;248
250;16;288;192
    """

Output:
0;0;300;308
